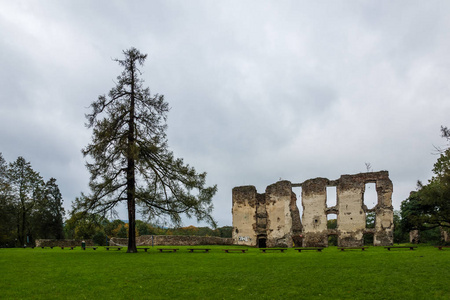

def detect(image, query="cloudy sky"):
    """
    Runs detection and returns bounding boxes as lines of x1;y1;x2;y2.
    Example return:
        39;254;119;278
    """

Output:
1;1;450;226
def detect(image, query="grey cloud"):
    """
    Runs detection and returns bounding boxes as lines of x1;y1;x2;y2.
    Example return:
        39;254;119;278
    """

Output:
1;1;450;226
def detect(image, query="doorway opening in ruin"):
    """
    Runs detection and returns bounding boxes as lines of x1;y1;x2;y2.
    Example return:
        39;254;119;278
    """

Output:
257;235;267;248
364;182;377;209
328;234;338;246
363;233;374;245
293;187;303;222
326;186;337;207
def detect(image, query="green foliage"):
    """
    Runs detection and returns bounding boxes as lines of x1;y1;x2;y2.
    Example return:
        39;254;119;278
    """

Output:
328;235;338;246
79;48;217;252
32;178;65;240
92;231;107;246
326;218;338;245
65;212;105;240
1;246;449;299
365;212;375;229
393;210;408;244
327;218;337;229
136;220;150;236
0;154;16;247
419;227;442;244
401;126;450;241
75;218;232;240
103;219;124;238
0;155;65;247
117;224;128;238
217;226;233;238
7;157;44;245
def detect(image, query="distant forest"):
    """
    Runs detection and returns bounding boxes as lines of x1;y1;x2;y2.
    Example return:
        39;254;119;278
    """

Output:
0;153;230;248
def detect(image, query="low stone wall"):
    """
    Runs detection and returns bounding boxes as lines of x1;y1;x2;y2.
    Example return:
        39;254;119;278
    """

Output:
110;235;233;246
35;239;94;247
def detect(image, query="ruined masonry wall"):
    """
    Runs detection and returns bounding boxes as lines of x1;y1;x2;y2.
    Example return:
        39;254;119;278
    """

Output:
302;178;328;247
232;186;258;246
111;235;233;246
265;181;293;247
337;176;366;247
232;171;394;248
35;239;94;247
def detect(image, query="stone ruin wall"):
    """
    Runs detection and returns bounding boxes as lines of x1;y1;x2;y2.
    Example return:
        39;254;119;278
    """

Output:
110;235;233;246
232;171;394;247
36;236;233;247
232;181;302;248
35;239;94;247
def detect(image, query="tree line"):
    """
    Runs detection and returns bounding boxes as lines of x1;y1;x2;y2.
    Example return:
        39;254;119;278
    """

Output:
399;126;450;244
0;154;64;247
65;212;232;246
0;154;228;248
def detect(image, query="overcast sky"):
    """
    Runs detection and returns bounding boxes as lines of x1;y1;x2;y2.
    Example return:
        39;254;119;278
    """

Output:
1;1;450;226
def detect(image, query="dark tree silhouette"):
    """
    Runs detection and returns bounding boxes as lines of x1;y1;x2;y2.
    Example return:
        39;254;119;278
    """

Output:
79;48;217;252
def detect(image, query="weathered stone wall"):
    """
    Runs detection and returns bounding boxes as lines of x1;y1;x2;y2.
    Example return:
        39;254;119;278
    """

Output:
410;230;420;244
373;173;394;246
110;235;233;246
232;181;301;248
302;178;328;247
265;181;293;247
35;239;94;247
337;175;366;247
232;186;259;246
232;171;394;248
441;228;449;243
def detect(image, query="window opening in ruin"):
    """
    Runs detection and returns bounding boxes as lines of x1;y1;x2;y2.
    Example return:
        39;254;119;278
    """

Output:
366;212;375;229
327;214;337;229
326;186;337;207
293;187;303;221
257;235;267;248
364;182;377;209
363;233;374;246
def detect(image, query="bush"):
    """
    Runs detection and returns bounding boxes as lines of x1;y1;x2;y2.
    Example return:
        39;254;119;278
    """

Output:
93;231;107;246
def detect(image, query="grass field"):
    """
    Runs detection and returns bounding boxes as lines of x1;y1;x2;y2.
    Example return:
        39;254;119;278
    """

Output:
1;245;449;299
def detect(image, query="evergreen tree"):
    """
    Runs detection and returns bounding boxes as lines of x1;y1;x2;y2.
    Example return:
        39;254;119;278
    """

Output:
78;48;217;252
0;153;16;246
32;178;65;239
7;157;44;246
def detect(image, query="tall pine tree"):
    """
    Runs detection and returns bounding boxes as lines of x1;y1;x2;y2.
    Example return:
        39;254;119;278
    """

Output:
79;48;217;252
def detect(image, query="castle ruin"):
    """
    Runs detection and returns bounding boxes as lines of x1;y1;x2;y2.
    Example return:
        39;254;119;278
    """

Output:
232;171;394;247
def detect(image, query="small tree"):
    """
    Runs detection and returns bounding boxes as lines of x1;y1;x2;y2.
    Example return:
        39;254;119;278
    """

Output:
78;48;217;252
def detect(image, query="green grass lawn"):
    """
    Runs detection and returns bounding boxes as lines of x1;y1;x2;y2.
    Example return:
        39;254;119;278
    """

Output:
0;245;448;299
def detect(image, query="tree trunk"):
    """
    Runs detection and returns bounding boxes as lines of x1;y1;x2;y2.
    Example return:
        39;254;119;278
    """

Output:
127;184;137;253
20;209;26;246
126;61;137;253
